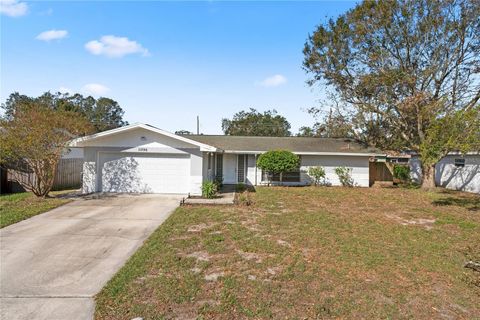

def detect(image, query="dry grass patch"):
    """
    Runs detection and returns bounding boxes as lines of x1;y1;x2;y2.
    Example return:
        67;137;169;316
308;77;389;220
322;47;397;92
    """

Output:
95;187;480;319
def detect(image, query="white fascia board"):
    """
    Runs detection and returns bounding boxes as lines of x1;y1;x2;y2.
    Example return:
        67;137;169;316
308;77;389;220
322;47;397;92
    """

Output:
446;151;480;156
69;123;219;152
223;150;384;157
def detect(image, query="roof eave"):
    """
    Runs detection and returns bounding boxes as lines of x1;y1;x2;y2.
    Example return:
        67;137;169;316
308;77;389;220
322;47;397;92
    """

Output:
221;150;383;156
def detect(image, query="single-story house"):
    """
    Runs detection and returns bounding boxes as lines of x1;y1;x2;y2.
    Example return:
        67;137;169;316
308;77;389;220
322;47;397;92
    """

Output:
70;123;382;195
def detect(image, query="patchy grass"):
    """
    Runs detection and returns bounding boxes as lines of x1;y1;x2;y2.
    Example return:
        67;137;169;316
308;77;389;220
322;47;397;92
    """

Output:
0;191;73;228
95;187;480;319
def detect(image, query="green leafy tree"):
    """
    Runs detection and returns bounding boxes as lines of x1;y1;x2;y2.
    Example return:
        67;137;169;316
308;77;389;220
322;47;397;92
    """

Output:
393;165;410;183
222;108;291;136
0;101;93;197
419;106;480;187
334;167;355;187
303;0;480;188
2;92;128;132
257;150;299;184
299;107;355;138
297;126;316;137
308;166;326;186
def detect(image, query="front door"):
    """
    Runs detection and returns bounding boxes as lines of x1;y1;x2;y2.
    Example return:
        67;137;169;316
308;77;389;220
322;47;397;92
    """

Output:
237;154;246;183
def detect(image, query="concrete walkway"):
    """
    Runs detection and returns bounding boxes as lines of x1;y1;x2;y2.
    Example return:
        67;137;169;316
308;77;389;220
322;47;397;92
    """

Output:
183;184;236;205
0;194;182;320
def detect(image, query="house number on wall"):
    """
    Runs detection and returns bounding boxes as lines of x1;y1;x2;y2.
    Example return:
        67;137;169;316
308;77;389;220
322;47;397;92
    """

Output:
138;148;148;152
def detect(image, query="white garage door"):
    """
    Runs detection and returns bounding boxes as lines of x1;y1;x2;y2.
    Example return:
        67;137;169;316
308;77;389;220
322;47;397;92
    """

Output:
99;153;190;194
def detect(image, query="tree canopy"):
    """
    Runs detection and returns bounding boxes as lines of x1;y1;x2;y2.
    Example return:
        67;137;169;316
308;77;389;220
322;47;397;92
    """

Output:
222;108;291;136
297;108;355;138
2;92;128;133
303;0;480;188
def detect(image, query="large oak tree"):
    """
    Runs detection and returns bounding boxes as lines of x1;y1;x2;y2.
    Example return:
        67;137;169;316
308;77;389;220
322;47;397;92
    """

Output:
303;0;480;188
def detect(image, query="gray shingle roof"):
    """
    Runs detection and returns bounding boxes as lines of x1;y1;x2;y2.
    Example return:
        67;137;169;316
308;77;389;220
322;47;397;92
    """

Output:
182;135;381;154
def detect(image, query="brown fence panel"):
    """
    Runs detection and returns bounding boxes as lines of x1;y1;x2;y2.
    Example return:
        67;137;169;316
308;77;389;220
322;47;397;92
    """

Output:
369;162;393;186
5;158;83;193
52;158;83;190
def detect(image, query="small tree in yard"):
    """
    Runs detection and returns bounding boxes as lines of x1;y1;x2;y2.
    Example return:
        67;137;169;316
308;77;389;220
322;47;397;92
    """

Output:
257;150;299;185
308;166;326;186
335;167;355;187
0;101;92;197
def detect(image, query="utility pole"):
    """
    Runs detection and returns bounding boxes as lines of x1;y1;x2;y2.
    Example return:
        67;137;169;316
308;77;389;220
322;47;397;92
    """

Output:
196;116;199;135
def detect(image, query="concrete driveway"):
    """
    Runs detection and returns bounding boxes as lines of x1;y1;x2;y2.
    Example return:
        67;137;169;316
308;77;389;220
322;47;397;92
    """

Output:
0;194;182;320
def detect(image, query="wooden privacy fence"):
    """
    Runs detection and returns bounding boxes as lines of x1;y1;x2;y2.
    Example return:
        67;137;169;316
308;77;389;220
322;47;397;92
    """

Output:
3;158;83;193
369;161;394;186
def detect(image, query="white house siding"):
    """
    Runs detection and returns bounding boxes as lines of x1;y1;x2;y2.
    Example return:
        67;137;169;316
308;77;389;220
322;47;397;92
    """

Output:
82;147;100;194
410;155;480;193
62;147;84;159
300;155;370;187
189;150;203;195
409;156;422;183
202;152;216;183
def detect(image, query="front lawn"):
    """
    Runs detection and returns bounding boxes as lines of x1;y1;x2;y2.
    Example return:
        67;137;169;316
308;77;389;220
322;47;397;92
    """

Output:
0;191;72;228
96;187;480;319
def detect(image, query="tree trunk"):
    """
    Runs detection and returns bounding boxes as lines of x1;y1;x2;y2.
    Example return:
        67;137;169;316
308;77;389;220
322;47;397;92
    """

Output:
421;163;436;189
279;172;283;186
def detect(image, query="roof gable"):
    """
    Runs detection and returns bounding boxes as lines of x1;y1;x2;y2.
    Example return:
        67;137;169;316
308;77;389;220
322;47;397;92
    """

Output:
70;124;217;151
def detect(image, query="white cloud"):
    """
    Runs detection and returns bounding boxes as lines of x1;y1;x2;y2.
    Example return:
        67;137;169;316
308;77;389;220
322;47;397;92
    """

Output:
85;35;150;58
83;83;110;96
36;30;68;42
0;0;28;17
58;86;72;94
256;74;287;87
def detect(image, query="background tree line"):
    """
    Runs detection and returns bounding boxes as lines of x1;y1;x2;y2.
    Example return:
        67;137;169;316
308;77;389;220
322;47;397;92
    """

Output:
2;92;128;133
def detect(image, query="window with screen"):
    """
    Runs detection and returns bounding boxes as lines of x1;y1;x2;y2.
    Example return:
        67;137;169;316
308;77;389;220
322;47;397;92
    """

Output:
261;156;301;182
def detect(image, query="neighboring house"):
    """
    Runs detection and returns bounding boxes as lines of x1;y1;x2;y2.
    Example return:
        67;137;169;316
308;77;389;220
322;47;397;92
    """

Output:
410;153;480;194
70;123;382;195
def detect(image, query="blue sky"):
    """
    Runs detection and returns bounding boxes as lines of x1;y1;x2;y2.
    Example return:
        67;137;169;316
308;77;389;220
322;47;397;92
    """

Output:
1;1;356;134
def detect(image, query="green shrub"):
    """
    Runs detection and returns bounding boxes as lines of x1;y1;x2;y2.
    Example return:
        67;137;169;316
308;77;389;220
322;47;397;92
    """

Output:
257;150;299;184
214;176;224;187
236;183;246;193
308;166;326;186
334;166;355;187
201;181;217;199
393;164;410;182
